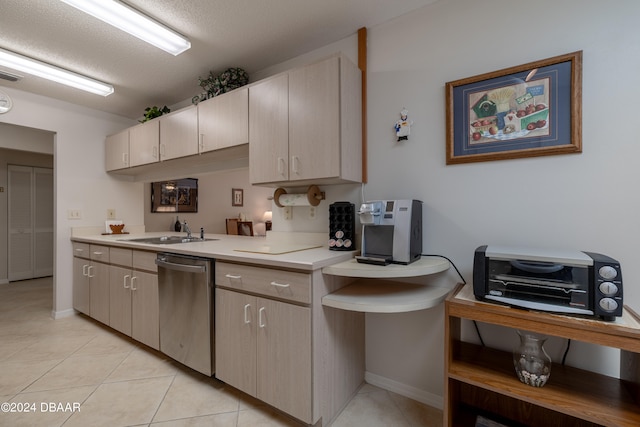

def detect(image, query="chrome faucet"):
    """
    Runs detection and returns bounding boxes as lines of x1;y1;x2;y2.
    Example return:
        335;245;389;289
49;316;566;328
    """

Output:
182;220;192;238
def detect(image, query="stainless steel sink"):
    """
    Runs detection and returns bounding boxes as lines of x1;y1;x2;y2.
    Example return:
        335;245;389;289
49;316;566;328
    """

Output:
121;236;218;245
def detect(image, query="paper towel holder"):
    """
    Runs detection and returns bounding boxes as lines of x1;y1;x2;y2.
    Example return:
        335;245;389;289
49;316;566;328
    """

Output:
273;185;325;208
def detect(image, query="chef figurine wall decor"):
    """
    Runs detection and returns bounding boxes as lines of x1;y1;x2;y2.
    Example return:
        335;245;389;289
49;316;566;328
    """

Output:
394;108;413;141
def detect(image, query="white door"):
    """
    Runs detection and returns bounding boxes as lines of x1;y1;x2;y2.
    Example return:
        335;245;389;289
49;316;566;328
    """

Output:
8;165;53;281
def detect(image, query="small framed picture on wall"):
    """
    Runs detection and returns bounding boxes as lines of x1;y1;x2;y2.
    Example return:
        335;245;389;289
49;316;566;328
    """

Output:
232;188;243;206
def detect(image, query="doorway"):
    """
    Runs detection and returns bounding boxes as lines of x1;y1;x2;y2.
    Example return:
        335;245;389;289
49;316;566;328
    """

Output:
8;165;54;281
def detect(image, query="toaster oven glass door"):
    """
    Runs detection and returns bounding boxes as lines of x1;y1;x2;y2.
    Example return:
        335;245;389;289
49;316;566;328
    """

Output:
487;259;590;310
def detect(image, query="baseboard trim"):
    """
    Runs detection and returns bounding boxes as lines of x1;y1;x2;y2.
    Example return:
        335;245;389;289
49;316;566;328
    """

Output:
364;371;443;410
52;308;76;319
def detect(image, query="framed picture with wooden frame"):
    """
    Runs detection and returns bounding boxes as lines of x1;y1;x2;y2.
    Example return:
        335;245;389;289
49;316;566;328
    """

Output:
445;51;582;165
232;188;243;206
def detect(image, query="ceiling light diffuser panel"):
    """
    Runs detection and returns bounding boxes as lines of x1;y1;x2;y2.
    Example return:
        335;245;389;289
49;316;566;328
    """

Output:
0;48;114;96
59;0;191;56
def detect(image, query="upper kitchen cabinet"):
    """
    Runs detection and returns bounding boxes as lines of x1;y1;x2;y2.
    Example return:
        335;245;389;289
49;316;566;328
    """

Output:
198;87;249;153
249;74;289;184
129;119;159;167
159;105;199;161
105;129;130;171
249;54;362;186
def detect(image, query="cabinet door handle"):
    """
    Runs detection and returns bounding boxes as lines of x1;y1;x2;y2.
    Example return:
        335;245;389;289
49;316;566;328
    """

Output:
291;155;299;175
122;152;128;166
75;248;84;254
87;265;94;278
259;307;266;328
160;143;166;159
270;281;290;288
82;264;89;276
153;145;158;159
123;274;130;289
199;134;204;152
92;251;103;256
244;304;251;324
277;157;286;175
130;276;137;291
225;274;242;280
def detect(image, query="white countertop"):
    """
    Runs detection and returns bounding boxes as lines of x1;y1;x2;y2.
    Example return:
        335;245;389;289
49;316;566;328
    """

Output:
71;230;354;271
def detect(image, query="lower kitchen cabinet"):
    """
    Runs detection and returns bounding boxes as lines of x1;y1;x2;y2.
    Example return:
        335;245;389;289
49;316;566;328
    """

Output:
216;288;311;422
109;249;159;350
89;261;110;324
215;260;362;425
72;256;90;314
72;243;110;324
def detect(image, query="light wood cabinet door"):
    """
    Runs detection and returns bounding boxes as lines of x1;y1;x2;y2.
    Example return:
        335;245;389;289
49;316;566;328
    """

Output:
249;74;289;184
257;297;311;423
109;265;132;336
160;106;198;161
215;288;257;396
73;257;90;315
131;270;159;350
89;261;110;325
288;56;340;182
198;88;248;153
129;120;159;167
105;129;130;171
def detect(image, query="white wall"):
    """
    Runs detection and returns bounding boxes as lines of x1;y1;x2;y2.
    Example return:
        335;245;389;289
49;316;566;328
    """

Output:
361;0;640;405
143;168;273;235
0;86;139;317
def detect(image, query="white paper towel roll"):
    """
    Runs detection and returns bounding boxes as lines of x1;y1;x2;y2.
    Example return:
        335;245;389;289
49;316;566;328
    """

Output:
278;193;311;206
273;185;325;207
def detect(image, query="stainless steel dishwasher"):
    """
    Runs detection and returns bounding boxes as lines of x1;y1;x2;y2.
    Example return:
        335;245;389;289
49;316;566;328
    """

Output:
155;253;214;376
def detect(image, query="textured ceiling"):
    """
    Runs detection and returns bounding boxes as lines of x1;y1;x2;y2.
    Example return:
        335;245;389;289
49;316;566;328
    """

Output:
0;0;437;119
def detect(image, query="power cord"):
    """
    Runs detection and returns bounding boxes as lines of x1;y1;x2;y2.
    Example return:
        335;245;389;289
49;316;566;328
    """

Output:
421;253;485;346
562;339;571;365
421;253;466;285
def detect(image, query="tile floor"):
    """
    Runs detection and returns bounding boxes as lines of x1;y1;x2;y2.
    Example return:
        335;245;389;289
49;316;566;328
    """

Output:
0;277;443;427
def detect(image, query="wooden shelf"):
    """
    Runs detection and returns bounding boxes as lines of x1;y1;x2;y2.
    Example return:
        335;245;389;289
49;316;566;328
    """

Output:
321;256;454;313
450;342;640;427
445;284;640;427
322;278;452;313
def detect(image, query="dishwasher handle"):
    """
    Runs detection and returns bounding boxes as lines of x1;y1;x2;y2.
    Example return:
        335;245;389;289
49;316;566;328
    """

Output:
155;258;207;274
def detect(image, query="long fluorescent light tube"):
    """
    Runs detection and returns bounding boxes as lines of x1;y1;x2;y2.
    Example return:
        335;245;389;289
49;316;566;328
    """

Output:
60;0;191;56
0;48;114;96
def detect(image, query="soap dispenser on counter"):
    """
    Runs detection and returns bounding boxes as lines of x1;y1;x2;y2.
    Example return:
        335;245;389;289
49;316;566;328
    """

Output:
174;216;182;232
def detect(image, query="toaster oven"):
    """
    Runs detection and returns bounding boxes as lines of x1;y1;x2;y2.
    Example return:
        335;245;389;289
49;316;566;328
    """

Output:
473;245;623;321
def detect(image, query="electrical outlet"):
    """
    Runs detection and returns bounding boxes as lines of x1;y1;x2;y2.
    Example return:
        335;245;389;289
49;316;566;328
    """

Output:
107;209;116;219
283;206;292;220
309;206;316;219
67;209;82;219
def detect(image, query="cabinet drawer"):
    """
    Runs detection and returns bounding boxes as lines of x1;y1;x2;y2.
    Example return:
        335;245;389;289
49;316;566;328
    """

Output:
89;245;110;262
216;261;311;304
72;242;90;259
110;247;132;267
133;250;158;272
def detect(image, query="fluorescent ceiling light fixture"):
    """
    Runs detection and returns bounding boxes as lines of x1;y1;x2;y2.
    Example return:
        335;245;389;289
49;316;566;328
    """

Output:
60;0;191;56
0;48;114;96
